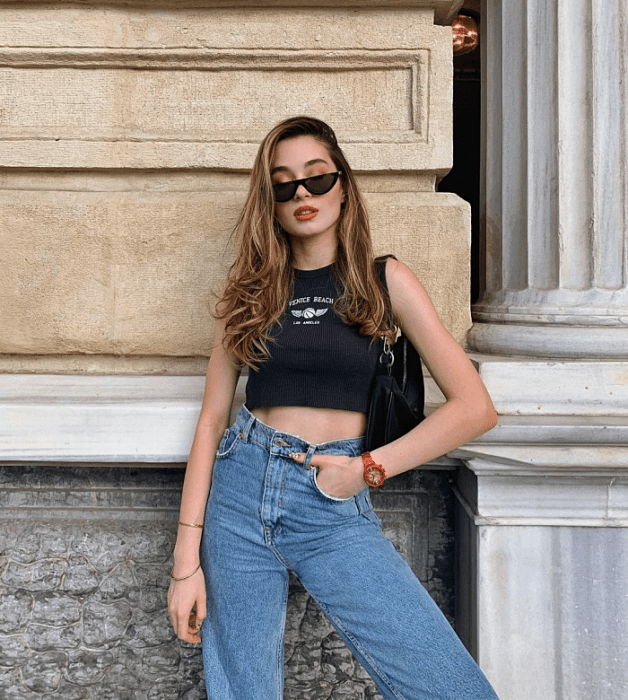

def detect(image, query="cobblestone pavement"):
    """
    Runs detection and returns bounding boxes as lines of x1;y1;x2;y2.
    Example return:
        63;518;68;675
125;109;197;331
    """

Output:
0;466;455;699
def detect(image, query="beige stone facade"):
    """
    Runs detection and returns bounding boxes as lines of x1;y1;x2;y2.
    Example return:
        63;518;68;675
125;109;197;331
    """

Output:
0;1;468;372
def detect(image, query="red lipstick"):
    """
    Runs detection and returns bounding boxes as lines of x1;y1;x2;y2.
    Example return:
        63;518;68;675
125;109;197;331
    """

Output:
294;205;318;221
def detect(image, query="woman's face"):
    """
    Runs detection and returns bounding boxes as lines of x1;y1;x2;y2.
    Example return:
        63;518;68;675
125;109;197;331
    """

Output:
271;135;344;244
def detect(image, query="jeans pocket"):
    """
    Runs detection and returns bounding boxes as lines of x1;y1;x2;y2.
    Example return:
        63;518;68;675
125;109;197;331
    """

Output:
215;427;242;459
310;468;355;503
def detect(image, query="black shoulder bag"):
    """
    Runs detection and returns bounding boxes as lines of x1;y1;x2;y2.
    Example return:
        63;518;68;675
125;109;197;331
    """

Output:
364;259;426;451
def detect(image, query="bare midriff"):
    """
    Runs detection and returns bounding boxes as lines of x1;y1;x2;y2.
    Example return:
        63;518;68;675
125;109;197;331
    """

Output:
251;406;367;444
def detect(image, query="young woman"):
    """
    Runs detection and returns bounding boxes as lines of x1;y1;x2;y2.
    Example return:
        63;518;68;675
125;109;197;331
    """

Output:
168;116;499;700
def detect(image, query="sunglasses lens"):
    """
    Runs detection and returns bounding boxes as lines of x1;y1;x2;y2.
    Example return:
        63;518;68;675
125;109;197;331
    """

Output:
273;182;297;202
272;172;341;202
305;172;337;195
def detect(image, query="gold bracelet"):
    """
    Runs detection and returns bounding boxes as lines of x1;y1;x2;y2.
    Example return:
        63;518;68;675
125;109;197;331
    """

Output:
170;562;201;581
178;520;203;529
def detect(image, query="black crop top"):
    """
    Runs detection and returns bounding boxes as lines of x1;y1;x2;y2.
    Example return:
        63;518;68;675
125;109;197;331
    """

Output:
245;263;384;413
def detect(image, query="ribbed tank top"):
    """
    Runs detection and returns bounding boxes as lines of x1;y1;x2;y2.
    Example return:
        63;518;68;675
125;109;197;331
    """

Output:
245;264;382;413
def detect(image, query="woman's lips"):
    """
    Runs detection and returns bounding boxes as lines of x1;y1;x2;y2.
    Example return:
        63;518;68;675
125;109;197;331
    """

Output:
294;206;319;221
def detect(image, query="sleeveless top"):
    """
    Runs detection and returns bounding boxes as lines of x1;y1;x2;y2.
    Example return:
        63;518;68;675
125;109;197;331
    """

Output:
245;263;386;413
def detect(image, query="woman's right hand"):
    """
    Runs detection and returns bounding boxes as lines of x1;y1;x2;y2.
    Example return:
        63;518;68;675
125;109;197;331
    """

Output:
167;566;207;644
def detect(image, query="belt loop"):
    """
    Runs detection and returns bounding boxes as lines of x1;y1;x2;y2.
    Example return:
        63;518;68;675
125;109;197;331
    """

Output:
302;445;317;470
241;412;255;443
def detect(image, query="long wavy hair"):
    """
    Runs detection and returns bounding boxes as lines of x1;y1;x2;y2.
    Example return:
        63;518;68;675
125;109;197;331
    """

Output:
217;116;397;368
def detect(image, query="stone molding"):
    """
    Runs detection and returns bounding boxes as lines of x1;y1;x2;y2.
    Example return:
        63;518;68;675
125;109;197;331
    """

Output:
468;323;628;359
454;444;628;526
454;432;628;527
6;359;627;471
0;1;464;25
0;48;442;170
0;375;208;463
449;355;628;527
0;6;454;172
454;468;628;528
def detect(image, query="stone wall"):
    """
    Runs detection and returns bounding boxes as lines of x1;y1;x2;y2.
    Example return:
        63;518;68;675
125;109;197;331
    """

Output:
0;0;468;371
0;465;456;700
0;2;467;697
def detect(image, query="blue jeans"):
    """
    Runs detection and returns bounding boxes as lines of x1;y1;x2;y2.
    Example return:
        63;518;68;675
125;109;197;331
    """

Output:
201;405;498;700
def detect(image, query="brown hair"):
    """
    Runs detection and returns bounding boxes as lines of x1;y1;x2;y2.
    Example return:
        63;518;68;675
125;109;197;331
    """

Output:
217;116;397;368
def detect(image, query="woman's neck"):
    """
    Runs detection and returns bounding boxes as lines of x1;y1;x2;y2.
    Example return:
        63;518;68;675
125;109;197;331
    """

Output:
290;238;337;271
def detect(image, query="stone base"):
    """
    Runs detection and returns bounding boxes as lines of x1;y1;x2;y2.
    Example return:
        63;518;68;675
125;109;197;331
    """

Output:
0;465;456;700
452;356;628;700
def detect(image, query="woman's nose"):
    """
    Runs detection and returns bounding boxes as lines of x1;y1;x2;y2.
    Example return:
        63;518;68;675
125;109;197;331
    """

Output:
294;183;311;199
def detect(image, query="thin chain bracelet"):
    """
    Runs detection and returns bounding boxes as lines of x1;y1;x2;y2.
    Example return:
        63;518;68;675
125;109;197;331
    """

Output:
170;562;201;581
178;521;203;529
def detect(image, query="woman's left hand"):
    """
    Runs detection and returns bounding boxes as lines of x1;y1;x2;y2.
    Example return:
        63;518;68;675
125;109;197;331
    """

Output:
290;453;366;499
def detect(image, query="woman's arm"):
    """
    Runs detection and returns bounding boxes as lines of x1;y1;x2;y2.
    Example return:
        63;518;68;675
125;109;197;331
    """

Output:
368;257;497;477
167;315;241;644
293;257;497;496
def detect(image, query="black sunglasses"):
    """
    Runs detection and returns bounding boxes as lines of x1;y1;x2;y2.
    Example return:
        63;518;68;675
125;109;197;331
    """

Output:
272;171;342;202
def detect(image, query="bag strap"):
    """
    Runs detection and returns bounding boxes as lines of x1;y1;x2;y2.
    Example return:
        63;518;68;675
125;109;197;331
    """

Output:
374;254;395;288
374;255;398;375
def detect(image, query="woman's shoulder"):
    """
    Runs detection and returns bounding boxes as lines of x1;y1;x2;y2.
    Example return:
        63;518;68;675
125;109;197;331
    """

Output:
375;255;418;286
376;256;435;327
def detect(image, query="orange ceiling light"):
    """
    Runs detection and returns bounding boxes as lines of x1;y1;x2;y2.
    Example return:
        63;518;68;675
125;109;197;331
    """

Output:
452;13;479;56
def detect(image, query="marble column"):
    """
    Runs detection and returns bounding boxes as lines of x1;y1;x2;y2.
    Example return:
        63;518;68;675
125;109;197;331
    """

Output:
468;0;628;358
455;2;628;699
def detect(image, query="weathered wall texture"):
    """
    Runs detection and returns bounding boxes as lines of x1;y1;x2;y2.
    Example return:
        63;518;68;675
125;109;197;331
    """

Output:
0;1;469;371
0;465;456;700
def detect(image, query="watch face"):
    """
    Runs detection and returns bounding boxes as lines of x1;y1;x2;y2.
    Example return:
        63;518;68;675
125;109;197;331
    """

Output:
366;466;385;487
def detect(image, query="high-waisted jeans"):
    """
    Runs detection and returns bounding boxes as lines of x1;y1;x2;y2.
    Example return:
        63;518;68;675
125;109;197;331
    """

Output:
200;405;499;700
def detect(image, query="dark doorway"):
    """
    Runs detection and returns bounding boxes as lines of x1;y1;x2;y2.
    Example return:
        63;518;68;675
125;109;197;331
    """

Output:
437;2;482;303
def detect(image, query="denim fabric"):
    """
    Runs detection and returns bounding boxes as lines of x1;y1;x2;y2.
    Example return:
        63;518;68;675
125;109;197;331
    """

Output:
200;405;499;700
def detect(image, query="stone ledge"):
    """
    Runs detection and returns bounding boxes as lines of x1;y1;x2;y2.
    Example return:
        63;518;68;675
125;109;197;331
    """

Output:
0;374;455;467
0;1;463;26
0;138;450;173
448;356;628;527
450;414;628;527
479;415;628;445
0;375;207;463
470;355;628;416
453;415;628;476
